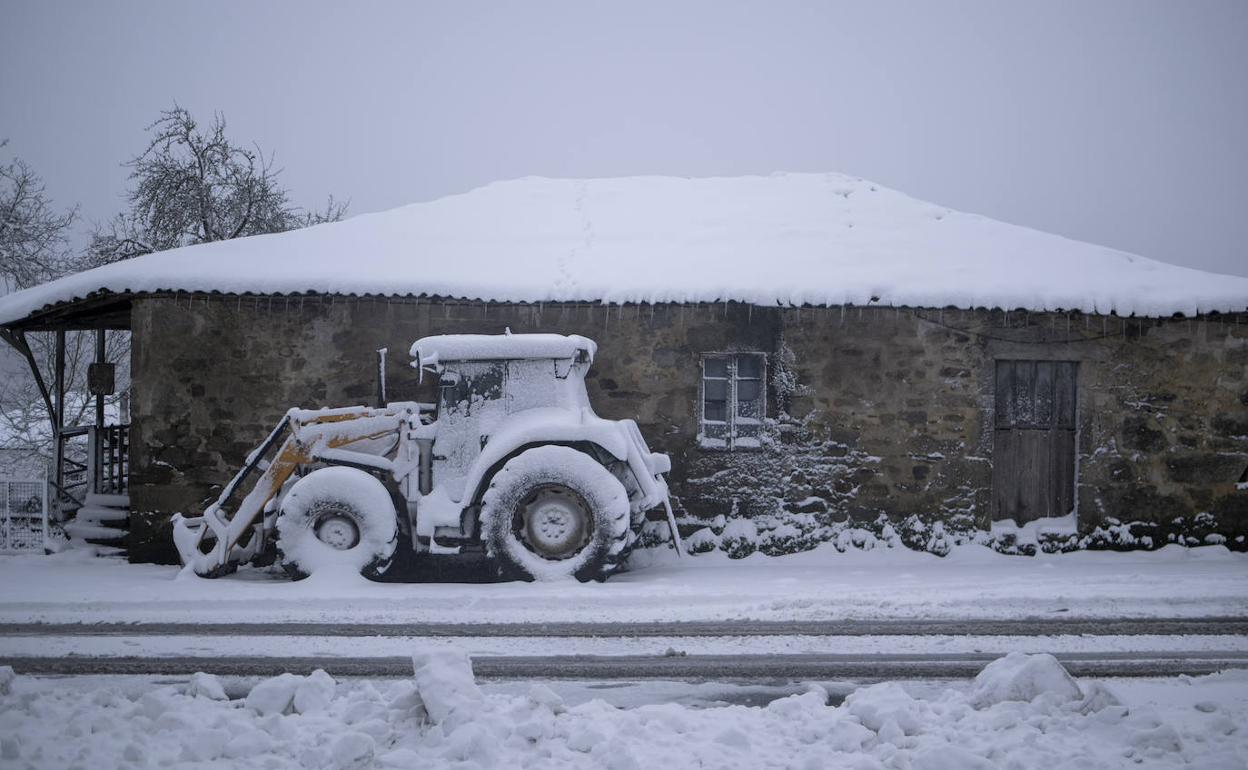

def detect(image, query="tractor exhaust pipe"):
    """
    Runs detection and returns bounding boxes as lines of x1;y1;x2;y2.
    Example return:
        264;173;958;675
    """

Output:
376;347;388;407
415;437;434;495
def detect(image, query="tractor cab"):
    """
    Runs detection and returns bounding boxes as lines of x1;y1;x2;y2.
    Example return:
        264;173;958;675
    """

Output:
409;333;601;506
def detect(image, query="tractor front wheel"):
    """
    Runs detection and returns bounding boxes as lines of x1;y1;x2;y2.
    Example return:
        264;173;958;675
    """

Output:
480;445;631;581
276;466;398;579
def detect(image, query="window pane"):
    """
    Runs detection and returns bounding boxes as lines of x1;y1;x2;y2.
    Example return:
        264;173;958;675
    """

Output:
703;357;729;378
736;355;762;379
704;399;727;422
704;379;728;400
735;422;762;438
737;379;761;402
702;422;728;441
737;397;760;419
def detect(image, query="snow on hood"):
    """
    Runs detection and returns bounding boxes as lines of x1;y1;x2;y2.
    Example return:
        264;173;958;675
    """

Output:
1;172;1246;324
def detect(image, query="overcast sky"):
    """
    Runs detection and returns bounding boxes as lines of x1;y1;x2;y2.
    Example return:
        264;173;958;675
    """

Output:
2;0;1245;277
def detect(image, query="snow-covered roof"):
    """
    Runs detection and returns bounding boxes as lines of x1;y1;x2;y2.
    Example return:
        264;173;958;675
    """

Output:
1;172;1245;324
411;333;596;366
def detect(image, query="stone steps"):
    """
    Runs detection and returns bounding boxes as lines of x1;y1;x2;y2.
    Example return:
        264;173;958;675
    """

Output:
67;494;129;555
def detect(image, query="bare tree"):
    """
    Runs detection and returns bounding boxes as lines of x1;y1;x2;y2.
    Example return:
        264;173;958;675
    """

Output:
0;142;125;475
0;139;77;291
88;106;346;264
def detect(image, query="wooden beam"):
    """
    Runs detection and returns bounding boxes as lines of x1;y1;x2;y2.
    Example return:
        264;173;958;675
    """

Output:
2;292;133;332
0;328;58;435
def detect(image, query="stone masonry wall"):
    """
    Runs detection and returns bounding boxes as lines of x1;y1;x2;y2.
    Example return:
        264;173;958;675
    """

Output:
128;294;1248;562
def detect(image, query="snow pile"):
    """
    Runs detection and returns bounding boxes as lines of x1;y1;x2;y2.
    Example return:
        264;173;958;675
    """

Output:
2;655;1245;768
967;651;1085;708
1;173;1246;325
410;649;483;724
184;671;227;701
243;669;337;716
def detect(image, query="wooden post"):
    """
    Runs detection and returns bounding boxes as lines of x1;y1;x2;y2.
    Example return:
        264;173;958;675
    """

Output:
94;330;106;495
95;330;106;430
53;330;66;513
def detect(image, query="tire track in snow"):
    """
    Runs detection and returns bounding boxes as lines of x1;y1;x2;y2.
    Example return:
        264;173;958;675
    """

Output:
5;617;1245;637
5;651;1248;679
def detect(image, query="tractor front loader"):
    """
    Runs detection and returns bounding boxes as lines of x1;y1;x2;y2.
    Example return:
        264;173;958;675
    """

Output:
172;405;411;578
172;332;681;582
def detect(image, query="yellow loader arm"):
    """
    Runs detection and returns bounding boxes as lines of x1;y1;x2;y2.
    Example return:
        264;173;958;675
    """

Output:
172;406;406;576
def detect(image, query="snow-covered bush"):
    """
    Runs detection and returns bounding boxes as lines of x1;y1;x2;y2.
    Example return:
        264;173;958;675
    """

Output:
719;519;758;559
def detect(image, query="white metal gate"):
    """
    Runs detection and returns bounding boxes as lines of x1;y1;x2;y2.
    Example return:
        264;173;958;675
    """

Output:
1;478;49;552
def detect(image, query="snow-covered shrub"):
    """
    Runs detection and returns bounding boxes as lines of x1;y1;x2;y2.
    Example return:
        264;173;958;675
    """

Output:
719;519;758;559
683;527;719;554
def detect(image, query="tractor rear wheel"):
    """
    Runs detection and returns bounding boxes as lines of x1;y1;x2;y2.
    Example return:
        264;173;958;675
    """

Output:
480;445;631;581
276;466;398;579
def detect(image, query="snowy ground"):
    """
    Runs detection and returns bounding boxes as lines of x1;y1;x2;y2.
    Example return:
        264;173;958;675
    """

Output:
1;543;1244;626
2;652;1245;769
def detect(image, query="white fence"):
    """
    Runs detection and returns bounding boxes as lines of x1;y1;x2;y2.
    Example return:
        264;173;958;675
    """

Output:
1;478;48;552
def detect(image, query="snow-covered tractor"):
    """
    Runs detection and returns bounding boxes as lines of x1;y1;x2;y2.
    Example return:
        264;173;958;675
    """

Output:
172;332;680;582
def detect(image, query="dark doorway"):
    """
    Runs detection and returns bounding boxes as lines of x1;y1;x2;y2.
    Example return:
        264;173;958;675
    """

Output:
992;360;1078;524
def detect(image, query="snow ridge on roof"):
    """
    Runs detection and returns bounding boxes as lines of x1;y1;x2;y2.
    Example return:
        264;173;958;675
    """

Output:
1;172;1245;324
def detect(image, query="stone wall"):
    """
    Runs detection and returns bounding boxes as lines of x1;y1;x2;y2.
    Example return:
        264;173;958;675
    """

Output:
128;294;1248;562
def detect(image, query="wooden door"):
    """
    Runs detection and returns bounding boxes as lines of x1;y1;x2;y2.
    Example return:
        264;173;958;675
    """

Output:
992;360;1078;524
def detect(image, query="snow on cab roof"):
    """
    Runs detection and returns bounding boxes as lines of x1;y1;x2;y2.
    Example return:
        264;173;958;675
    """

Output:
411;333;596;365
1;172;1246;324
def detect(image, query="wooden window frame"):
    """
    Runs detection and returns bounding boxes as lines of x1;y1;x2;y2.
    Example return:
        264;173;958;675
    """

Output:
699;352;767;451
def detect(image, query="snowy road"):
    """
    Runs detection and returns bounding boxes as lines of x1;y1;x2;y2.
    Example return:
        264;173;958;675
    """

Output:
3;544;1246;627
6;650;1248;678
4;617;1246;678
4;616;1245;637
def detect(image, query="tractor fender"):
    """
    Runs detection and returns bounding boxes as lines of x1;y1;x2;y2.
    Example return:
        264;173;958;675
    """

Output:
463;407;632;498
414;404;663;536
